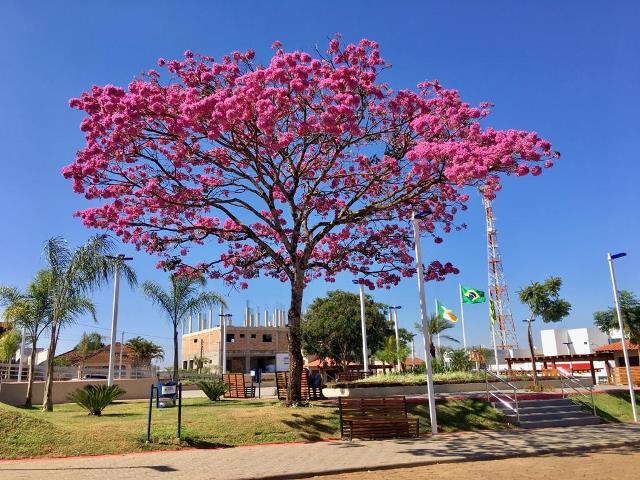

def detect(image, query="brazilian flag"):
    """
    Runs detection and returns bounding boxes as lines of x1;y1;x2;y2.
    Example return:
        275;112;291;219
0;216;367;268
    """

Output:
461;285;486;304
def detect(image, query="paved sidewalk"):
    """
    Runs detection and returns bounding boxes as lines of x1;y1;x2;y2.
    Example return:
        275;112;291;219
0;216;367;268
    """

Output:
1;423;639;480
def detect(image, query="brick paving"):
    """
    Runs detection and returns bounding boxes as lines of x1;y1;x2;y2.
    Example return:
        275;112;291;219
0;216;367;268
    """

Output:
0;423;638;480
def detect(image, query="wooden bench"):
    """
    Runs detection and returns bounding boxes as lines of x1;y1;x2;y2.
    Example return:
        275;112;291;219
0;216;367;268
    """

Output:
338;396;420;440
222;373;255;398
336;371;369;383
275;370;311;401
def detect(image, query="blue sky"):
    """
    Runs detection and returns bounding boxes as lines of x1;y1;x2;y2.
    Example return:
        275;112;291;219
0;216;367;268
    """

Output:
1;1;638;361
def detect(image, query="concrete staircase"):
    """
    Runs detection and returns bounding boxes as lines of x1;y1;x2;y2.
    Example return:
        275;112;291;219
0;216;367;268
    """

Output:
493;397;601;429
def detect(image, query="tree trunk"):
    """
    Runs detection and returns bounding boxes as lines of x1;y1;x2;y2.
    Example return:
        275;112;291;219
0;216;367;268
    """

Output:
173;324;179;382
527;320;538;386
25;339;37;408
286;275;305;405
429;334;436;359
42;323;58;412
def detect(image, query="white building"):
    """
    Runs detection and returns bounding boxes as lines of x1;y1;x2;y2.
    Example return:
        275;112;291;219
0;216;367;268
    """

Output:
540;327;610;356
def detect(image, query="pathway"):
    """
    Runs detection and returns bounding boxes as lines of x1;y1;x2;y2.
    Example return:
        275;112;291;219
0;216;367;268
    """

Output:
1;423;638;480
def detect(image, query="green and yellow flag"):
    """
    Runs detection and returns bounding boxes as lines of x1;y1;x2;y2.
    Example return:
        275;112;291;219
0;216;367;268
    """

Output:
461;285;486;304
436;300;458;323
489;299;497;327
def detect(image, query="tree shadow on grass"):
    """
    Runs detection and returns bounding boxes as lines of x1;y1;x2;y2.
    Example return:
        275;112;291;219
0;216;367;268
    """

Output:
101;412;144;418
280;413;339;441
181;437;232;449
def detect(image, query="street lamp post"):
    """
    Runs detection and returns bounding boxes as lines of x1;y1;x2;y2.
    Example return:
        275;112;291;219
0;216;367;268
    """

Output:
107;254;133;386
412;211;438;434
353;280;370;374
219;311;232;375
389;305;402;371
607;252;638;422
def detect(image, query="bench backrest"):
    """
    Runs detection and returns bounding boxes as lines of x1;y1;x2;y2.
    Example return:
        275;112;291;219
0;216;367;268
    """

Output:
339;396;409;420
275;370;310;400
223;373;246;398
336;371;367;382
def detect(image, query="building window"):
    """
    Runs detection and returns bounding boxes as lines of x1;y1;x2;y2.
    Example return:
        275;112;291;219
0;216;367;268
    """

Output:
251;334;257;339
183;361;188;369
262;334;272;343
226;333;235;343
193;339;198;343
239;333;245;338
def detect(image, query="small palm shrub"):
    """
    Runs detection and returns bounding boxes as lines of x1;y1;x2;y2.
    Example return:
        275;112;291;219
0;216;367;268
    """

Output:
68;384;126;415
197;380;227;401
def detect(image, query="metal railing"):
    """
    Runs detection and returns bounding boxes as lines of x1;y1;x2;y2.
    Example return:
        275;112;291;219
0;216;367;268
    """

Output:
0;363;157;382
557;366;597;416
484;368;520;423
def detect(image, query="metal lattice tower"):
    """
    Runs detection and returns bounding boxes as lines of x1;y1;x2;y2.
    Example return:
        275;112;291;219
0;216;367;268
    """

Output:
482;196;519;350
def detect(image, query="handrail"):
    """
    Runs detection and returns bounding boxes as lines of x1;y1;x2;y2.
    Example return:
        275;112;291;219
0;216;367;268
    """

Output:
484;368;519;391
557;367;597;416
484;368;519;423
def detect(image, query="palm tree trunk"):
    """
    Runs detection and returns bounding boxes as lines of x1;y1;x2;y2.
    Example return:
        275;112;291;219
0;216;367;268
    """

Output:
429;334;436;359
42;323;58;412
286;275;304;406
25;339;37;408
527;319;539;386
172;324;179;382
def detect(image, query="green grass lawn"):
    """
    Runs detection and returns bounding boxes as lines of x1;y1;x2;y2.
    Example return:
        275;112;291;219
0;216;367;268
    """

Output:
0;397;511;459
572;390;640;423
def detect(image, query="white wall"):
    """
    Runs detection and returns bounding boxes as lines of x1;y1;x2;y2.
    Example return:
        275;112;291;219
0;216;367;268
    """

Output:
540;327;610;356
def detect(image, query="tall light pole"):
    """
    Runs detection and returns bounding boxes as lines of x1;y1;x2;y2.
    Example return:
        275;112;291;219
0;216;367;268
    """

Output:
607;252;637;422
219;311;232;374
353;280;370;374
118;331;125;379
389;305;402;371
107;254;132;386
412;210;438;434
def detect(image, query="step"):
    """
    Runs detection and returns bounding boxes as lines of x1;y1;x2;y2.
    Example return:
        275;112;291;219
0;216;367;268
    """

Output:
517;398;575;408
504;410;595;422
519;416;601;429
494;404;585;415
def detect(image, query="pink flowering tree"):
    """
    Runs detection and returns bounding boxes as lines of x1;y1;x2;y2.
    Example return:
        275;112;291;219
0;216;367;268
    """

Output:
64;37;557;404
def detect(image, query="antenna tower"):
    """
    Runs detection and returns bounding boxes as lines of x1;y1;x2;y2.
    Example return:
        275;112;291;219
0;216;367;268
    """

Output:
483;196;519;349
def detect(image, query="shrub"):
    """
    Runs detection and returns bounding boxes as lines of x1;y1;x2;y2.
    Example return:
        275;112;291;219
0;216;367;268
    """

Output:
447;348;472;372
68;384;125;415
197;380;227;401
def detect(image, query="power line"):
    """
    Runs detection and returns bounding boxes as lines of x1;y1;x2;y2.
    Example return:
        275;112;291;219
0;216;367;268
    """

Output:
74;322;173;340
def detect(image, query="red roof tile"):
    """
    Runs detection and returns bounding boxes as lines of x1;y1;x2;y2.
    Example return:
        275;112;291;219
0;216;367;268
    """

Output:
593;340;639;353
55;343;134;365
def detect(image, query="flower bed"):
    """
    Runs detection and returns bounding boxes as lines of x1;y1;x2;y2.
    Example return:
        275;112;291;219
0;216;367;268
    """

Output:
330;371;536;388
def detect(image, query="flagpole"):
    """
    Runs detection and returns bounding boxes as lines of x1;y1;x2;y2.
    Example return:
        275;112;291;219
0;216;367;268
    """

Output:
434;299;441;353
491;323;499;373
458;284;467;350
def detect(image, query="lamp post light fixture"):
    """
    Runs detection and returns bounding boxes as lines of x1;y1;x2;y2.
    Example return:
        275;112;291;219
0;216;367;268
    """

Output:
389;305;403;371
106;254;133;386
352;280;370;374
607;252;637;422
411;209;438;435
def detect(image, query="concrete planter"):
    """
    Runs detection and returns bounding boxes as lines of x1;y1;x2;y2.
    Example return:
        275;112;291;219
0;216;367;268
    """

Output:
324;378;593;398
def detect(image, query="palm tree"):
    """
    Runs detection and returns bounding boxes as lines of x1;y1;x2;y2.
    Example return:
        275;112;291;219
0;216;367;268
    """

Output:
518;276;571;385
142;275;225;381
126;336;164;369
41;235;136;412
0;271;52;407
415;314;459;359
